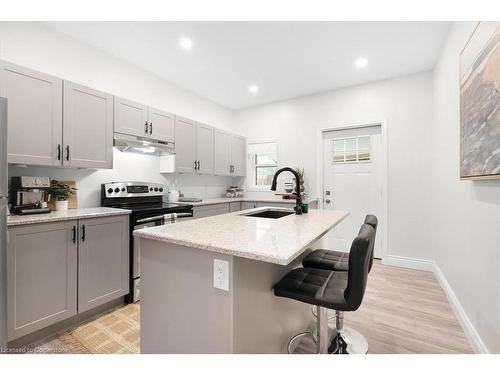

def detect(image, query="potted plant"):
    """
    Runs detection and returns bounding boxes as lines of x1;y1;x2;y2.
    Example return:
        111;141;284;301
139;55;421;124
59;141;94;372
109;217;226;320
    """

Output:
49;180;77;212
293;167;305;194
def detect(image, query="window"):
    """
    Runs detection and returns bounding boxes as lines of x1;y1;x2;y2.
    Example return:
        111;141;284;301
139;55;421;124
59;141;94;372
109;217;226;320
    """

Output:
247;142;279;188
333;136;371;163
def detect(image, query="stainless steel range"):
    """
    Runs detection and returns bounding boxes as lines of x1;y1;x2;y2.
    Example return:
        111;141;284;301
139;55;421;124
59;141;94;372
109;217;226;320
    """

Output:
101;181;193;303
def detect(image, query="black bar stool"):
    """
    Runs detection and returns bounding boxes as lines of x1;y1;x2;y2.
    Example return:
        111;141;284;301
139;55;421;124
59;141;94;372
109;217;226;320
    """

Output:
302;215;378;272
273;224;374;354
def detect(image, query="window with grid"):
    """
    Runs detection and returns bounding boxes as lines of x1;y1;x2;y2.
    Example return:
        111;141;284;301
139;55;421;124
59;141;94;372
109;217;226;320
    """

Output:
332;136;371;163
247;142;279;188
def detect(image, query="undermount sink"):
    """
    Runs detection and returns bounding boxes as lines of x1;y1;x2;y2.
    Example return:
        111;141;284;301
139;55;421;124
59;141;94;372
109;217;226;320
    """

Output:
242;209;294;219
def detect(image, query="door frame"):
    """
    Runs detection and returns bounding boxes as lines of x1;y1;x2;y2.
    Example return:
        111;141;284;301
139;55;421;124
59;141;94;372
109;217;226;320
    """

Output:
316;120;388;261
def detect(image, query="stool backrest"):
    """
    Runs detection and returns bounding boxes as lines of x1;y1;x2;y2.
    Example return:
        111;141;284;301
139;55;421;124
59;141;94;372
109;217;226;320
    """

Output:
344;224;375;310
364;215;378;272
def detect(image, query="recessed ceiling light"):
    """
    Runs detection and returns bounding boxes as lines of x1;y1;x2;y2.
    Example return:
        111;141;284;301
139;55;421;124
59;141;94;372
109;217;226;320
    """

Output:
179;36;193;51
355;57;368;69
248;85;259;94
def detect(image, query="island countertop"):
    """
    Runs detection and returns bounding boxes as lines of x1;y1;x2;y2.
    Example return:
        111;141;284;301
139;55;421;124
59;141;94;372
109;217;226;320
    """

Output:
134;207;349;265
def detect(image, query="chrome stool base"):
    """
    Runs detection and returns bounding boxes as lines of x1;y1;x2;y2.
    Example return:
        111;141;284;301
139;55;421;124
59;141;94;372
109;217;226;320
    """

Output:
330;327;369;354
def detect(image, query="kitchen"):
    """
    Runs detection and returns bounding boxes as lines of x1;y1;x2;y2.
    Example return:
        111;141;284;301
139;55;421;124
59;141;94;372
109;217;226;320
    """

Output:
0;12;500;370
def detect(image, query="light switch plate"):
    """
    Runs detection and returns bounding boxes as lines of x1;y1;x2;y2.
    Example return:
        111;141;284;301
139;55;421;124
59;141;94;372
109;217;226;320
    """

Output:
213;259;229;291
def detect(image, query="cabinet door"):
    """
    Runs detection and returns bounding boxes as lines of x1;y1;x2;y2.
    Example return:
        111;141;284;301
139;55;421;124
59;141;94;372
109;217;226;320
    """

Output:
78;215;129;313
148;107;174;144
241;202;258;210
214;129;232;176
229;202;241;212
7;221;77;340
193;204;230;219
0;60;62;166
196;123;214;175
114;96;148;138
174;116;197;174
231;135;246;176
63;81;113;169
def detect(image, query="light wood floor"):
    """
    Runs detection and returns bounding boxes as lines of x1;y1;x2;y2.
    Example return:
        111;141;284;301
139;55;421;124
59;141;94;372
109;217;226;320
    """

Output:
28;261;473;354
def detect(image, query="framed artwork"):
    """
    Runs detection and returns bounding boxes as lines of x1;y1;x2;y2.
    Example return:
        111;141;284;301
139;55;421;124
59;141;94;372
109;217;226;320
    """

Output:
460;22;500;180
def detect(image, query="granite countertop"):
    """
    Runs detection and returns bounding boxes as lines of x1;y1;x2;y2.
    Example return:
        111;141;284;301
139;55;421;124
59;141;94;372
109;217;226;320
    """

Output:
174;197;319;207
134;207;348;265
7;207;132;227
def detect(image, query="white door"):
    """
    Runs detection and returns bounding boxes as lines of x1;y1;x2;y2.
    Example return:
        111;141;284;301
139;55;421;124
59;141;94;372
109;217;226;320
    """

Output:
63;81;113;169
323;125;383;258
214;129;232;176
195;123;214;175
174;116;196;173
0;60;63;166
113;96;149;138
148;107;174;144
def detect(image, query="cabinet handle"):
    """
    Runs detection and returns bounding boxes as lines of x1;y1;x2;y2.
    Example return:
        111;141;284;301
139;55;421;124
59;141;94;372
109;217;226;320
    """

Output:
197;160;200;170
145;121;149;134
57;144;61;160
65;145;70;161
81;225;86;242
72;225;76;243
194;160;197;170
149;122;153;135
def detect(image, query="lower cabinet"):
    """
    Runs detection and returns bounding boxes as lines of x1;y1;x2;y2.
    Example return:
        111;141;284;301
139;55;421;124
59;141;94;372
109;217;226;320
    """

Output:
7;221;78;340
193;203;230;219
229;202;241;212
241;202;258;210
6;215;129;341
78;216;129;313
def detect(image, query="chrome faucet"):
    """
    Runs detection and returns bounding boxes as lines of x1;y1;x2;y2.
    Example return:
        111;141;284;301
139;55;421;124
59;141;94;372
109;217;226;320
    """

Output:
270;167;302;215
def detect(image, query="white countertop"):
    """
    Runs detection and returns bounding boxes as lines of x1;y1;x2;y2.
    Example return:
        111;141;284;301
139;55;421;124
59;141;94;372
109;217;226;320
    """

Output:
134;207;348;265
7;207;132;227
174;197;319;207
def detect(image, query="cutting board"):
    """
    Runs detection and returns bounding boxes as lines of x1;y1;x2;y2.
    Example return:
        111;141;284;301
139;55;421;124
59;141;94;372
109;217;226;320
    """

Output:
48;180;78;209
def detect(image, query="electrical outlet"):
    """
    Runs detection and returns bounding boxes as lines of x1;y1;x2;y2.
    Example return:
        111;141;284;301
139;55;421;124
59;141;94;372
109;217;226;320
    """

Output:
213;259;229;291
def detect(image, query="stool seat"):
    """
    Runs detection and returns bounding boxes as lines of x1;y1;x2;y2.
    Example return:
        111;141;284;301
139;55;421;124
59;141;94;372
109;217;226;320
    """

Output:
274;268;350;311
302;249;349;272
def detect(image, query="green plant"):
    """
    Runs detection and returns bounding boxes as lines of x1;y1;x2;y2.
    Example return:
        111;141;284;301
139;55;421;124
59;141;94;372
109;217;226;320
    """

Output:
295;167;304;182
49;180;77;201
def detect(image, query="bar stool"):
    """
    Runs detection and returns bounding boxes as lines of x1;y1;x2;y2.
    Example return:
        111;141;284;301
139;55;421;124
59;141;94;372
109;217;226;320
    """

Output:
273;224;374;354
302;215;378;272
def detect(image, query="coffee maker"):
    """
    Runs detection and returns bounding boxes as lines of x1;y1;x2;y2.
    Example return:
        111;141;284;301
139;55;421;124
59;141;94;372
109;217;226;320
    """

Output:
10;176;52;215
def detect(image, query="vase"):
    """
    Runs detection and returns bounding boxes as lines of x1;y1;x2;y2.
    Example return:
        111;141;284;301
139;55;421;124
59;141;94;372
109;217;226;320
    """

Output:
55;200;69;212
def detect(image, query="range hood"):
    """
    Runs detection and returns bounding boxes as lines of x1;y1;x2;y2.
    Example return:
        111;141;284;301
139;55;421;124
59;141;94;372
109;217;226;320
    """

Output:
114;133;175;156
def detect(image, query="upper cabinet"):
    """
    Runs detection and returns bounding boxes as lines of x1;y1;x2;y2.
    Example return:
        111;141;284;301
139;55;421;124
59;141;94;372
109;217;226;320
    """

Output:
114;97;148;138
0;60;63;166
114;97;175;144
172;116;215;175
63;81;113;169
214;130;246;177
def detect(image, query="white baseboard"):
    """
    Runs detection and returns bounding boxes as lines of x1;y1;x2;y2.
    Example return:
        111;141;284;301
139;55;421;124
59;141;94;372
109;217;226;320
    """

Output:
382;254;489;354
382;254;435;272
431;263;489;354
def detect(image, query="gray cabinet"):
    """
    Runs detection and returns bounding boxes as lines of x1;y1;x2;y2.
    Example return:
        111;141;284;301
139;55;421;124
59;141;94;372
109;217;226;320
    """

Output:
114;96;149;138
63;81;113;169
231;135;246;176
193;204;230;219
241;202;258;210
173;116;214;175
229;202;241;212
148;107;174;144
214;129;232;176
196;123;214;174
174;116;197;173
0;60;62;166
78;215;129;313
7;221;78;340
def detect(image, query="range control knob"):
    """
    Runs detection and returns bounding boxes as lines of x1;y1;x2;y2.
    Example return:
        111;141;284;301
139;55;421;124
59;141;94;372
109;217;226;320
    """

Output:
150;187;153;191
159;188;163;192
121;188;126;192
154;187;159;192
107;188;113;194
114;188;120;193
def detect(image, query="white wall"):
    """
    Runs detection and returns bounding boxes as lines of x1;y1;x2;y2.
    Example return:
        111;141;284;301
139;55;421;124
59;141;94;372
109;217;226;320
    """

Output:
1;22;238;204
431;22;500;353
234;71;434;261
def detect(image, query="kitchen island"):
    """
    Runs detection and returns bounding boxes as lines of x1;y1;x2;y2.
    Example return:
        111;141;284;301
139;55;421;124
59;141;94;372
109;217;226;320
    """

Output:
134;207;349;353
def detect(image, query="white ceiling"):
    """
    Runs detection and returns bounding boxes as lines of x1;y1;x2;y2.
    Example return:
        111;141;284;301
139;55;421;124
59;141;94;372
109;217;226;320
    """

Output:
46;22;451;110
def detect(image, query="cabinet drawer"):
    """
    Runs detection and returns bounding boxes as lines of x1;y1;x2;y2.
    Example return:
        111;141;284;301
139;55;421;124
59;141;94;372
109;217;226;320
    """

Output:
193;204;230;219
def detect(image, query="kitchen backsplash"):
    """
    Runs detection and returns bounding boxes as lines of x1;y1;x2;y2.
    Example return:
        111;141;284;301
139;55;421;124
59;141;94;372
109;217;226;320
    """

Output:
8;149;242;208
